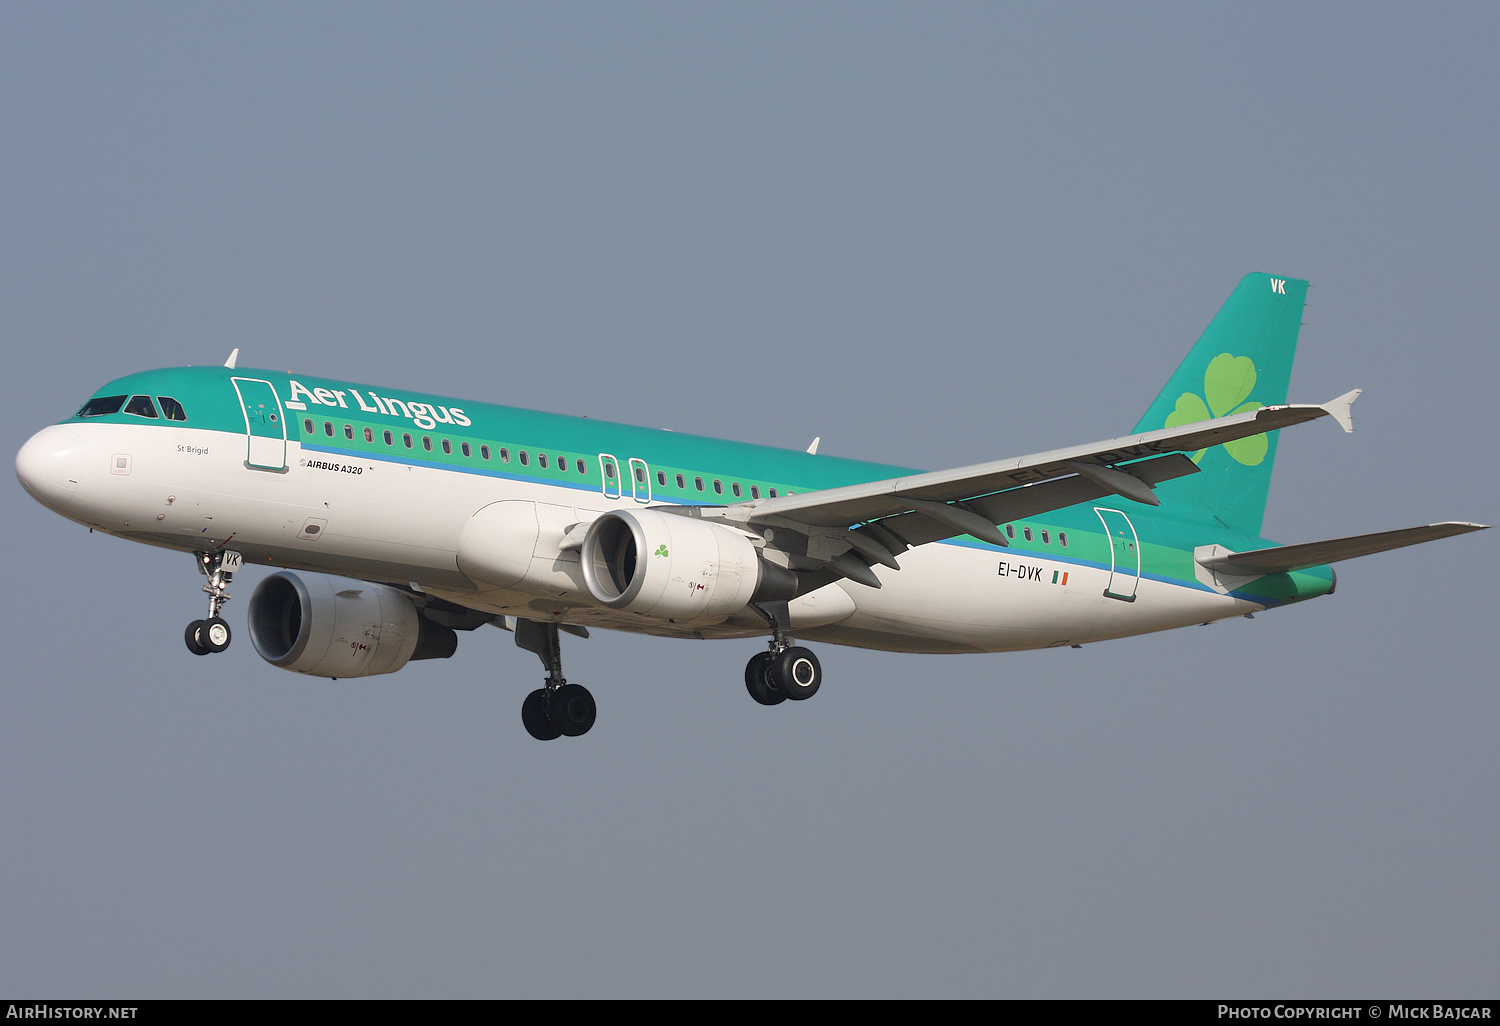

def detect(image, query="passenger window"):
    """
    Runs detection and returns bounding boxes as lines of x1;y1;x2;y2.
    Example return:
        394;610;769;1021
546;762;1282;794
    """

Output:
676;474;685;489
694;477;704;491
422;436;432;451
750;486;760;499
603;460;612;477
499;448;510;462
461;441;471;457
403;433;413;448
383;430;393;446
635;466;645;484
713;479;723;494
324;422;334;436
538;453;548;468
1006;524;1015;539
576;459;586;474
76;395;126;418
344;424;354;440
519;451;529;466
768;488;778;498
304;419;315;434
364;427;373;442
124;395;159;419
158;397;187;421
1041;530;1050;544
442;439;452;455
1023;527;1033;542
657;471;667;486
480;445;490;460
732;482;742;497
1059;532;1068;547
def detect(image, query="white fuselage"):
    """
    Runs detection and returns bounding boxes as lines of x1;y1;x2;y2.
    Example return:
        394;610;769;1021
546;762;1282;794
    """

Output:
18;421;1260;654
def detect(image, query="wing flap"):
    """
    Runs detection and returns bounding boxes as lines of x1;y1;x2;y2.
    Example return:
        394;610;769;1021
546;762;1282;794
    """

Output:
1196;522;1489;576
868;452;1200;549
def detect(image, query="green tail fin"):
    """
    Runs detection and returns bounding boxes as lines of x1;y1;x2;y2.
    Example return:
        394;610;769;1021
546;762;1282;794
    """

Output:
1134;272;1308;537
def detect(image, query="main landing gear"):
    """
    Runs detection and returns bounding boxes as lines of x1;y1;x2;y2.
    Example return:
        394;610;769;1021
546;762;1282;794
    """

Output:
185;549;242;656
514;618;596;741
744;601;823;706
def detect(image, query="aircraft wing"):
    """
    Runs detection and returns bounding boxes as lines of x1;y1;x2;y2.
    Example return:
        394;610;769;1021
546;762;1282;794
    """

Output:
683;390;1361;587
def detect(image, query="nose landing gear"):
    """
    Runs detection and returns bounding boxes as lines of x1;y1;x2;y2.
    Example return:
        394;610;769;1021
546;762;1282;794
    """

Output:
185;550;241;656
185;616;231;655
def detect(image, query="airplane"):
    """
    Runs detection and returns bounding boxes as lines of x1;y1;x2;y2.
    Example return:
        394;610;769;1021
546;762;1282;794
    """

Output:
14;273;1488;740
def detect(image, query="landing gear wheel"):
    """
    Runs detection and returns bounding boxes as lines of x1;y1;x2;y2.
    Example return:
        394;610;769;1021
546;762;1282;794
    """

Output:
522;689;562;741
772;646;821;701
550;683;597;737
201;616;232;653
745;651;785;706
185;620;210;656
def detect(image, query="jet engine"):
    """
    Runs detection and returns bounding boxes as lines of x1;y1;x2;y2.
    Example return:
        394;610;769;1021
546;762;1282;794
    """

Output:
580;508;794;623
247;571;457;678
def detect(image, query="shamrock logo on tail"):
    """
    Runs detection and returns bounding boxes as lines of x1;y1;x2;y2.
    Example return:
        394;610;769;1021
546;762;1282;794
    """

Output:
1165;353;1267;466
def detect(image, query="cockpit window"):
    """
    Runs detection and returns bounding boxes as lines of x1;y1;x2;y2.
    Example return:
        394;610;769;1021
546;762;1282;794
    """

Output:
76;395;126;418
123;395;159;419
158;397;187;421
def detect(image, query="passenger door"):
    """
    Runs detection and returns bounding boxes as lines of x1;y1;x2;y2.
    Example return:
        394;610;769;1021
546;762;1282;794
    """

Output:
232;378;287;471
1094;507;1140;602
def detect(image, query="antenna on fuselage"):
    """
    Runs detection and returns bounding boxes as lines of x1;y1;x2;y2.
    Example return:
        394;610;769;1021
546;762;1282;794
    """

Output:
223;349;239;369
806;436;821;455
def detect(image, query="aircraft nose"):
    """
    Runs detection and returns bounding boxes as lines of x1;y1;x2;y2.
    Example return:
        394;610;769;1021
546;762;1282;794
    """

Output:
16;425;87;510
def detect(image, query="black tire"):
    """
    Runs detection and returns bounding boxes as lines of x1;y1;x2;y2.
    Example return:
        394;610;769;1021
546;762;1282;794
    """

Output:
550;683;597;737
522;689;562;741
202;616;232;653
772;646;821;701
744;651;785;706
185;620;210;656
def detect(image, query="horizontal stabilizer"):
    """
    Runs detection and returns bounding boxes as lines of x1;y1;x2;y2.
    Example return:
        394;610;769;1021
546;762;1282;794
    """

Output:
1197;522;1489;576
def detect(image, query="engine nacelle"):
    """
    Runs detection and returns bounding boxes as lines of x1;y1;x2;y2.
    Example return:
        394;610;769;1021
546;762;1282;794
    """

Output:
247;571;457;678
580;508;790;623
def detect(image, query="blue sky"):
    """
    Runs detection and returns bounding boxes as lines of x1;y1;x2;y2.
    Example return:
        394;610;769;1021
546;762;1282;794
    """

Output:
3;3;1496;997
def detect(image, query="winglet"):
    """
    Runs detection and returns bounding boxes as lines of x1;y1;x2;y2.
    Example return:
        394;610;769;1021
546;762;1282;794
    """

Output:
1323;388;1360;433
224;348;240;369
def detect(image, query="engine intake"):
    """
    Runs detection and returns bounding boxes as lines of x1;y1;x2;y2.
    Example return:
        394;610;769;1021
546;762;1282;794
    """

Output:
580;508;792;623
248;571;457;678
